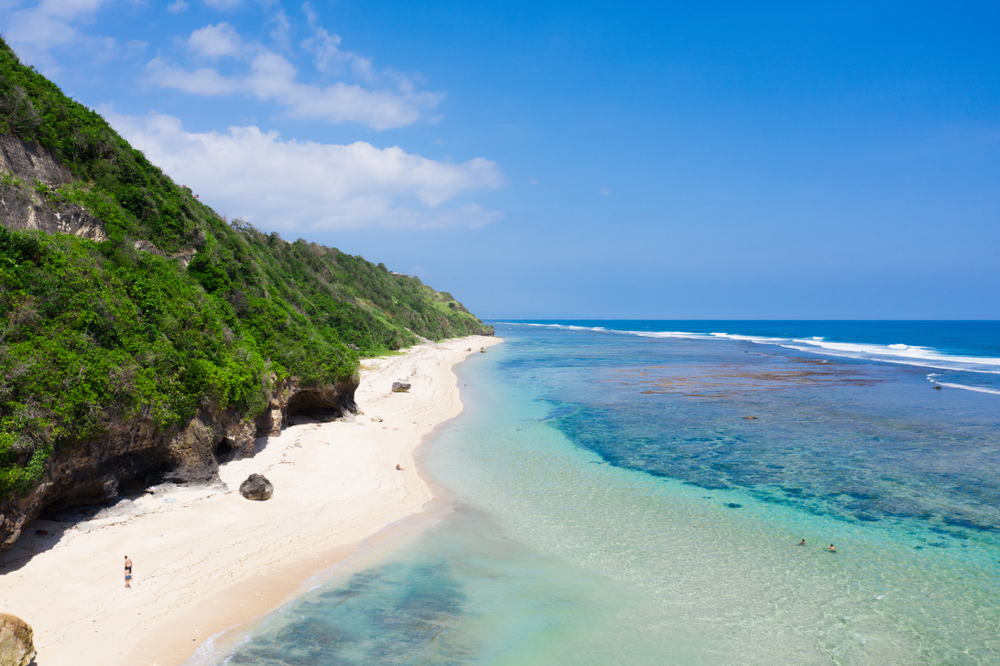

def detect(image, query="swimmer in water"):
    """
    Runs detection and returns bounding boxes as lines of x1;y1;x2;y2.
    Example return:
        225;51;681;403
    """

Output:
829;544;836;552
798;539;806;546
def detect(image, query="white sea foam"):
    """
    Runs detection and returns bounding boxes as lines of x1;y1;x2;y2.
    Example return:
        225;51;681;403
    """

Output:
926;375;1000;395
782;338;1000;374
934;382;1000;395
634;330;707;339
500;323;1000;376
518;323;608;332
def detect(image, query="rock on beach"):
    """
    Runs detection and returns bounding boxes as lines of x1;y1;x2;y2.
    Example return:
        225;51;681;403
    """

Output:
0;613;35;666
239;474;274;501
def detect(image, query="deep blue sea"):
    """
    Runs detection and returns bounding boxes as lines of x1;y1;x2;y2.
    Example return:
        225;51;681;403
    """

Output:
190;321;1000;666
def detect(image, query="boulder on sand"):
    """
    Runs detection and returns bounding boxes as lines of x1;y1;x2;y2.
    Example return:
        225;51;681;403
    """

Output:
391;381;411;393
239;474;274;501
0;613;35;666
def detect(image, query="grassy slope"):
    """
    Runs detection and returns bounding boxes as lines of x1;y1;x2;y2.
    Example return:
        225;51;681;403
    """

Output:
0;39;492;498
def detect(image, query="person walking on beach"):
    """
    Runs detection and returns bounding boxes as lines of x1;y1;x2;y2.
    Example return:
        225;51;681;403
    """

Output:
124;555;133;588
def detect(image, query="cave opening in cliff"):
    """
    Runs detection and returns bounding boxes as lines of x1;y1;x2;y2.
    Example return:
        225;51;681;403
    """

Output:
214;438;237;464
286;389;347;422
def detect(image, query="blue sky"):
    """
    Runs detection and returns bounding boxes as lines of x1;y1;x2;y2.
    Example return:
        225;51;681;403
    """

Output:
2;1;998;319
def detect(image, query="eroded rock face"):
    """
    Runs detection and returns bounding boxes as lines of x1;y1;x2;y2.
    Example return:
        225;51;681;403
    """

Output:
0;613;35;666
0;373;358;554
254;376;359;436
166;414;257;484
0;137;362;553
0;135;73;185
0;406;251;552
0;182;107;241
239;474;273;501
0;136;107;241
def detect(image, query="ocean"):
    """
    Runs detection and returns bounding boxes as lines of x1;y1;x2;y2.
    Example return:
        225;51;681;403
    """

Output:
189;321;1000;665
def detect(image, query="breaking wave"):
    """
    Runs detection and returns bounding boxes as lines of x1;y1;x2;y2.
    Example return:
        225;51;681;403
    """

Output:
503;322;1000;376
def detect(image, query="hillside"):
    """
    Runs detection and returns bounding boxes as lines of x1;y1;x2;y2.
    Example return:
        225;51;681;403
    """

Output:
0;38;492;551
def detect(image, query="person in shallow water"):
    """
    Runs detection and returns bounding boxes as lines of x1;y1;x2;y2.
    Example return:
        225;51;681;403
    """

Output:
828;544;836;552
124;555;133;588
798;539;806;546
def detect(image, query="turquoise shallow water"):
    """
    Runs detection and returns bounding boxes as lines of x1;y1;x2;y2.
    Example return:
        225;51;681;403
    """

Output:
191;322;1000;665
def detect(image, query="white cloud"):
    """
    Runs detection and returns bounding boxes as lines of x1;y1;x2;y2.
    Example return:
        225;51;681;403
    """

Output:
301;1;372;78
3;0;114;67
187;22;243;58
148;17;441;130
147;49;443;129
106;111;506;230
600;186;612;196
146;57;241;94
167;0;189;14
268;9;292;50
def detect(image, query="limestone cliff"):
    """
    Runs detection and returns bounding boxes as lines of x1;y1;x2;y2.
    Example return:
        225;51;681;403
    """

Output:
0;139;359;551
0;372;358;553
0;135;106;241
1;36;492;556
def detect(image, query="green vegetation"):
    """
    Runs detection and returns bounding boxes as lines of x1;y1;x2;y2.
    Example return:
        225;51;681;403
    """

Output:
0;38;492;498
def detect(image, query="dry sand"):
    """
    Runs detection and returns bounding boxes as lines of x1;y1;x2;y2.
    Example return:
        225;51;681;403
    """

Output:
0;335;501;666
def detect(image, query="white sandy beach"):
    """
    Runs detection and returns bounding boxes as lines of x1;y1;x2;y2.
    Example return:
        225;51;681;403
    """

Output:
0;335;500;666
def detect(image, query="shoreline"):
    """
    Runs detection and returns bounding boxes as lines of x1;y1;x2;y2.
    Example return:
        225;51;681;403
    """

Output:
0;335;501;666
183;477;461;665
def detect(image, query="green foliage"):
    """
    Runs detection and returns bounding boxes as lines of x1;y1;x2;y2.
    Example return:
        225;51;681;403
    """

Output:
0;226;274;496
0;37;492;500
0;171;22;187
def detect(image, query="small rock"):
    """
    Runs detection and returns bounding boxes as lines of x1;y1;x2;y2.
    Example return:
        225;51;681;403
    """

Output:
239;474;274;501
933;385;942;390
33;530;48;536
0;613;36;666
465;348;472;352
480;347;486;353
371;415;383;423
742;416;758;420
391;381;411;393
